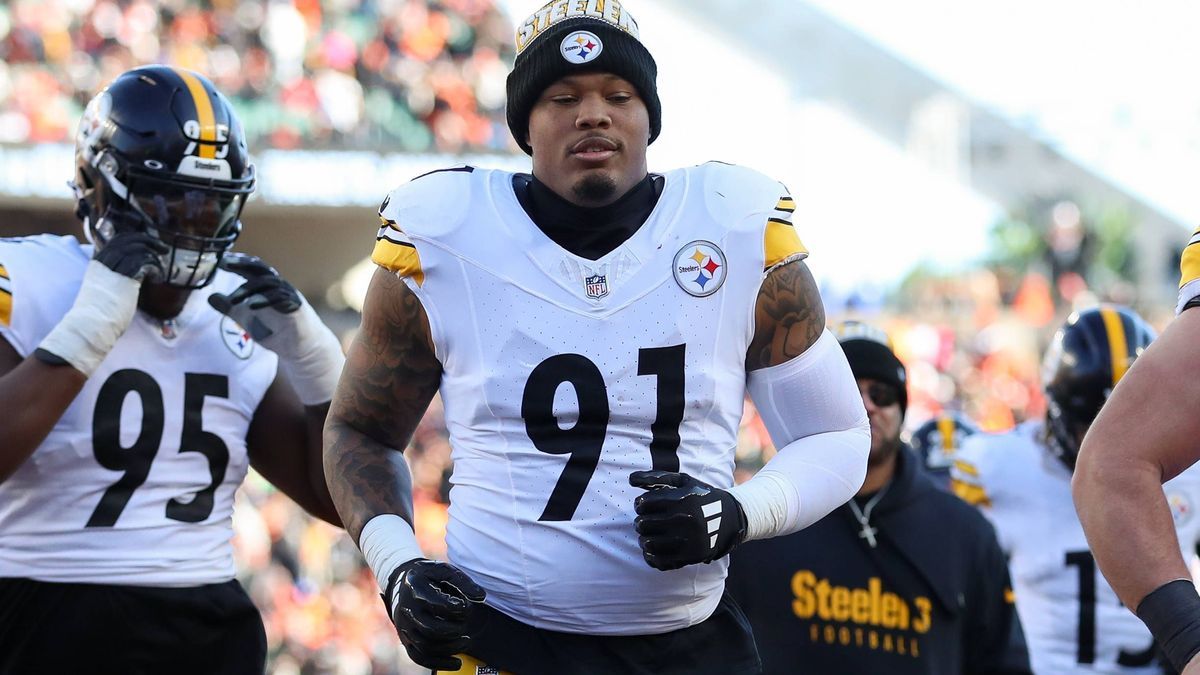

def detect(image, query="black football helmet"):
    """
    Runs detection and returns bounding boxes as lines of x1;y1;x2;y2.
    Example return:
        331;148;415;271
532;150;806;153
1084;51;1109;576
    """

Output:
1042;305;1155;470
910;412;980;472
71;65;255;288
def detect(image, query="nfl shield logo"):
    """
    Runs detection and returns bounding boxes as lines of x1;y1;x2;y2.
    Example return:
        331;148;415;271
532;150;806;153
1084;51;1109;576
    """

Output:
584;273;609;299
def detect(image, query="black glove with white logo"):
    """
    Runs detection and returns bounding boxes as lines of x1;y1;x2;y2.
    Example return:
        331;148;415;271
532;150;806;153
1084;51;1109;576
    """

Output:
383;558;486;671
94;231;168;282
207;253;345;406
207;253;302;335
631;470;748;571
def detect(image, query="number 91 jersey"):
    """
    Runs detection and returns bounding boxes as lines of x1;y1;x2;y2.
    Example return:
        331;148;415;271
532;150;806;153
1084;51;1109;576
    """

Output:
373;163;807;635
0;234;277;587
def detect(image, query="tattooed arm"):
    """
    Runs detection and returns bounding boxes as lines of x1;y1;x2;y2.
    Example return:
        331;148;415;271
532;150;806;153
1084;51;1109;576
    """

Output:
325;268;485;670
323;267;441;542
746;259;826;371
724;258;869;540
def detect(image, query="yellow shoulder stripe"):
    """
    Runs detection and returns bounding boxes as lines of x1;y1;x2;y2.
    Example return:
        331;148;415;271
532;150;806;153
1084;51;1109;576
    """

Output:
951;478;991;508
372;239;424;285
1180;226;1200;288
952;459;979;477
0;264;11;326
764;218;808;271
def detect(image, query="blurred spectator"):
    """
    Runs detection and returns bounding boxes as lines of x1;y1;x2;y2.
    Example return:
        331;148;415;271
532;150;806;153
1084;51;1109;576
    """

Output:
0;0;516;153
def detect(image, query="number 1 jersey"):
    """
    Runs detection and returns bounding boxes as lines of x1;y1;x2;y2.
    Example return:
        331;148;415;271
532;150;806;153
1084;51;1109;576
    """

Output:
952;421;1200;674
372;163;807;635
0;234;278;587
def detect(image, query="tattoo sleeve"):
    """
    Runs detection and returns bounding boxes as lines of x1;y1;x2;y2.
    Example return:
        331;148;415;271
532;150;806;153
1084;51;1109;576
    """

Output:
746;259;826;371
323;267;442;542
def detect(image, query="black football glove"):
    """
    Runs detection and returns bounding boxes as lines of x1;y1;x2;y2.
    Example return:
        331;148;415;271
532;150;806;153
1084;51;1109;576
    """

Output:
383;558;486;671
93;231;168;282
631;470;748;571
207;253;302;340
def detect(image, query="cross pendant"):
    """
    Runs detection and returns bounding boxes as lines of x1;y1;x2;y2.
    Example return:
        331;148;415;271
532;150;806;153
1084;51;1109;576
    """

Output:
858;522;878;548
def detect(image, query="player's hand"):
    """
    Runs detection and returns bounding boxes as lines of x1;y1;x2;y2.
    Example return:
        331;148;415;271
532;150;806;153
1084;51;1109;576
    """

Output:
383;558;487;671
207;253;303;342
93;231;168;283
207;253;345;405
631;470;748;571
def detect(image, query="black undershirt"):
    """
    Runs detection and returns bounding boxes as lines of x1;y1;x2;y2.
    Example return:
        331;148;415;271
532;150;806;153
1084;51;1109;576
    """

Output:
512;173;664;260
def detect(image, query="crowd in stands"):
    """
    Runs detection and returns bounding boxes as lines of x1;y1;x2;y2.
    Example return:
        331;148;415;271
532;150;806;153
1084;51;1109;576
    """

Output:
0;0;516;153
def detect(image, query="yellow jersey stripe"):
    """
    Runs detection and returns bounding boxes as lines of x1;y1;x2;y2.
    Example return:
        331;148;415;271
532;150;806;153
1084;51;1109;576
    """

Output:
1100;306;1128;386
0;287;11;326
775;197;796;213
0;264;9;280
1004;588;1015;604
174;68;217;159
953;459;979;477
938;416;956;452
1181;227;1200;288
764;219;808;271
371;239;424;285
951;478;991;507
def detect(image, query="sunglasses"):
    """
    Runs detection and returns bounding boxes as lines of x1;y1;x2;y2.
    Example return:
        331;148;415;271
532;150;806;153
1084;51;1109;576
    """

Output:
863;382;901;408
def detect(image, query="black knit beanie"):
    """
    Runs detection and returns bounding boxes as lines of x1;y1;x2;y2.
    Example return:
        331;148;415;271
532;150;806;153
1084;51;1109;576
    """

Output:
834;322;908;418
506;0;661;155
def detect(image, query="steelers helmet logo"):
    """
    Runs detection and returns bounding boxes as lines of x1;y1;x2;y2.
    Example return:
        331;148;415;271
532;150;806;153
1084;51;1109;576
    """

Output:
561;31;604;64
673;241;727;297
220;314;254;360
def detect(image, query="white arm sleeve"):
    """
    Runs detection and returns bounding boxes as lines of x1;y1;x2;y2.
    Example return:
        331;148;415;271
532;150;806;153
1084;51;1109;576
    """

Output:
728;329;870;541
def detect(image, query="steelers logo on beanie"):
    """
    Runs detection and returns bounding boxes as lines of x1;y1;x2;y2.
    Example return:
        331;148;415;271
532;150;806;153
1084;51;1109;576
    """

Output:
506;0;661;155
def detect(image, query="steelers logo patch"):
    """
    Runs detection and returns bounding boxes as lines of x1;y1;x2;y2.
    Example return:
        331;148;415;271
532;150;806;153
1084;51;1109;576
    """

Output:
561;31;604;64
673;241;727;297
220;314;254;360
1169;492;1193;526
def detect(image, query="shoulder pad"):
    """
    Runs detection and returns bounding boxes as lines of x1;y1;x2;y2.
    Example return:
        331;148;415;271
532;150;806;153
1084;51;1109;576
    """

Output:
372;166;478;282
950;434;997;508
691;162;808;271
0;235;87;353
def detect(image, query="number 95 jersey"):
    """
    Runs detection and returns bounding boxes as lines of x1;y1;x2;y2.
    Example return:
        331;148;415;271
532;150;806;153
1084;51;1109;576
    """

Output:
0;234;278;587
373;163;807;635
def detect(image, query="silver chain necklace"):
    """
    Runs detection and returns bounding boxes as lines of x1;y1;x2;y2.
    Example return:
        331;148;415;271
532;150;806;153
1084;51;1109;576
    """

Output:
847;482;891;548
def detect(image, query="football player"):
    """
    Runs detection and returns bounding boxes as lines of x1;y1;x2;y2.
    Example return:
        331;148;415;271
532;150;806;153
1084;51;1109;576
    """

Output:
1074;229;1200;675
953;306;1200;674
0;66;344;674
910;411;981;486
323;1;871;673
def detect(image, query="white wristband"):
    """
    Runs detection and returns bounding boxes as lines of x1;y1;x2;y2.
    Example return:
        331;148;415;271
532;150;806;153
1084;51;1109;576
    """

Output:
359;514;425;598
271;302;345;407
38;260;141;376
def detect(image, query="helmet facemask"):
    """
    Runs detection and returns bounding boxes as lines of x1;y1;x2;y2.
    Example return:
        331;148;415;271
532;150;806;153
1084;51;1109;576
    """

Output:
71;66;256;289
75;145;253;290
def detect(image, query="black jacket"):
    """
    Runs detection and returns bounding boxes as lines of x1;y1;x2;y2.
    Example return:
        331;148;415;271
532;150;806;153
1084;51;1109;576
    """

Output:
726;445;1031;675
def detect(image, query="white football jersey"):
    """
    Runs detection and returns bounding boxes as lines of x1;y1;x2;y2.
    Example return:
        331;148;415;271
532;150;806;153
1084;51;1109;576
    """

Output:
953;421;1200;674
372;164;807;635
0;234;278;587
